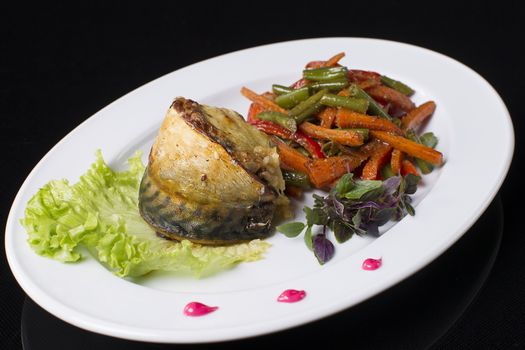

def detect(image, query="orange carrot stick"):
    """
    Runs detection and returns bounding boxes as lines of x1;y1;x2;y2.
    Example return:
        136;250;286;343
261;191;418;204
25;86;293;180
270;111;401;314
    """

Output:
390;149;404;174
299;122;364;146
366;85;415;112
240;87;288;114
337;89;351;97
401;159;420;177
261;91;277;101
336;108;403;134
318;107;337;128
274;139;309;174
324;52;345;67
401;101;436;131
305;52;346;69
361;143;393;180
305;156;364;188
370;131;443;165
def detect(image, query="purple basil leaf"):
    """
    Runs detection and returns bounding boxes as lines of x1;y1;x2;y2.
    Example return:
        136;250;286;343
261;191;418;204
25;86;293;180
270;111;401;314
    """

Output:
373;207;397;226
363;207;374;222
365;222;380;237
342;208;354;222
382;194;398;208
332;197;345;218
349;201;381;211
383;176;401;195
313;234;335;264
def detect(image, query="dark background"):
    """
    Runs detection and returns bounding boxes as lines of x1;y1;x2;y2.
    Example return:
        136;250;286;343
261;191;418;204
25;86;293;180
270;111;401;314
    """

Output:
2;2;524;349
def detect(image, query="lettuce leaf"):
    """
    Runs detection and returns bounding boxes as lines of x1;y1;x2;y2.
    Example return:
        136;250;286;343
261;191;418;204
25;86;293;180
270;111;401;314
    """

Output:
21;151;270;278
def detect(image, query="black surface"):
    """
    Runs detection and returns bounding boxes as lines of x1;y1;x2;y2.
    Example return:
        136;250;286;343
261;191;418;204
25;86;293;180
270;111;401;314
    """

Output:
2;3;524;349
20;198;503;350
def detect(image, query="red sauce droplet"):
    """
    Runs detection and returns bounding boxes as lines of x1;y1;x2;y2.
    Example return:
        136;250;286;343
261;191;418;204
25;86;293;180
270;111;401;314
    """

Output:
277;289;306;303
362;257;382;270
183;302;218;317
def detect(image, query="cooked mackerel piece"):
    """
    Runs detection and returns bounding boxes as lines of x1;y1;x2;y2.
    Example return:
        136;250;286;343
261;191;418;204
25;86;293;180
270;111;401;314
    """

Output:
139;97;287;245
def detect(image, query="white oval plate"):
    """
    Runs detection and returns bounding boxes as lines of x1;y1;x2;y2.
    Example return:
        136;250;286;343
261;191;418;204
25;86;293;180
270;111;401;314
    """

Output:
5;38;513;343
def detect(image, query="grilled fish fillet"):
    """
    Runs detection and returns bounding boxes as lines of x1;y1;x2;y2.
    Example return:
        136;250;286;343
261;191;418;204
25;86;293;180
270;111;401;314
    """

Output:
139;97;287;245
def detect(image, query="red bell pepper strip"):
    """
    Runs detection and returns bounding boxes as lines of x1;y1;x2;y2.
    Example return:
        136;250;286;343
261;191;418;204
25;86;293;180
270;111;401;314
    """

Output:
247;102;265;123
250;119;325;159
401;159;420;177
250;119;292;139
293;130;325;159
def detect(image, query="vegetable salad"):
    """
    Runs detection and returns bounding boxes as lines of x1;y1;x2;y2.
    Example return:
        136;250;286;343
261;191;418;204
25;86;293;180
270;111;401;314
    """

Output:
241;52;443;264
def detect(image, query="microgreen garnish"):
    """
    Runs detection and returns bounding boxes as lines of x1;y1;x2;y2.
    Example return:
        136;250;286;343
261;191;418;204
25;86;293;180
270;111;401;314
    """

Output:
276;222;306;237
279;173;421;264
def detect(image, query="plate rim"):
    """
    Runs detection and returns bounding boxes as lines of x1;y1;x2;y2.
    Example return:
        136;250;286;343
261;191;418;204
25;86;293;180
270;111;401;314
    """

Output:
5;37;514;343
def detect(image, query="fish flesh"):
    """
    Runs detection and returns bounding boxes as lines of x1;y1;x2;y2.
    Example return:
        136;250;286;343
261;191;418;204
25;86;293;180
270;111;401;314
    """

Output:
139;97;287;245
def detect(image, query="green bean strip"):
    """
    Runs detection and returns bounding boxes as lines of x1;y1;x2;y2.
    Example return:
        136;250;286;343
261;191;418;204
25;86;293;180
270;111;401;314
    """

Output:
381;164;395;179
295;146;310;158
415;158;433;174
272;84;294;95
307;80;348;91
275;87;310;109
348;84;392;120
303;66;348;82
380;75;415;96
289;89;328;124
320;94;369;114
282;170;311;189
321;141;341;157
256;111;297;133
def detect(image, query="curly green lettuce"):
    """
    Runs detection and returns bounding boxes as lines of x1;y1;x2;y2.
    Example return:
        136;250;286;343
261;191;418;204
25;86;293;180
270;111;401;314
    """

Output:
21;151;270;278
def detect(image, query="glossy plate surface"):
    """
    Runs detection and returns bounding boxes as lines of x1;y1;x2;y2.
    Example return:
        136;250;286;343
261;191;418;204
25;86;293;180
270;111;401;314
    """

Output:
5;38;513;343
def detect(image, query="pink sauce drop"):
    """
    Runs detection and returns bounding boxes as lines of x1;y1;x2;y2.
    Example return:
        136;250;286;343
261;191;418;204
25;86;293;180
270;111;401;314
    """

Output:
277;289;307;303
183;302;218;317
362;257;382;271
